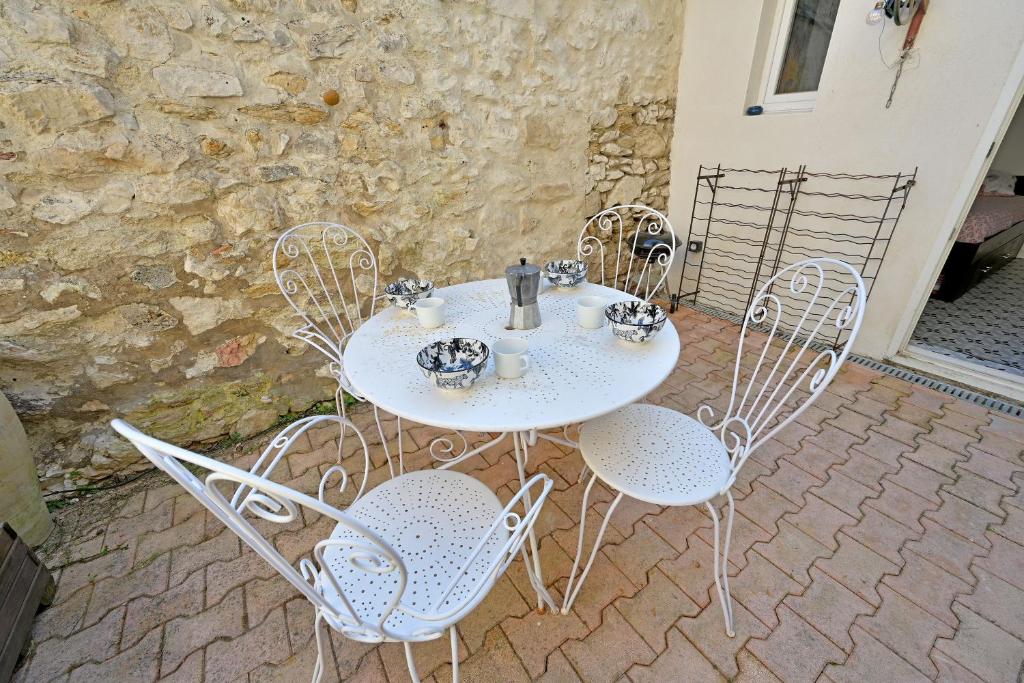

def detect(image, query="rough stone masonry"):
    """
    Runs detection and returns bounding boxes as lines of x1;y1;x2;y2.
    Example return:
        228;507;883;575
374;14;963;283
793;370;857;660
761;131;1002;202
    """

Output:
0;0;683;492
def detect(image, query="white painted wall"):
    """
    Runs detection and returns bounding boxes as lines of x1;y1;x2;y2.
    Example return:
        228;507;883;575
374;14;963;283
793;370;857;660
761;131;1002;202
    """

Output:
992;102;1024;258
992;103;1024;174
667;0;1024;359
999;102;1024;259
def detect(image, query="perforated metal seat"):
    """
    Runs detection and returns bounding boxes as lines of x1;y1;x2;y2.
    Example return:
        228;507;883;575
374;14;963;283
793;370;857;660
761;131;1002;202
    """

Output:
561;259;868;639
321;470;508;641
580;404;731;507
113;416;552;683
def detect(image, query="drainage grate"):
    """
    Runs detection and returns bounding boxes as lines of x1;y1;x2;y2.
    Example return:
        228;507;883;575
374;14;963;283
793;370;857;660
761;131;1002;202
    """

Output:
673;300;1024;418
849;356;1024;418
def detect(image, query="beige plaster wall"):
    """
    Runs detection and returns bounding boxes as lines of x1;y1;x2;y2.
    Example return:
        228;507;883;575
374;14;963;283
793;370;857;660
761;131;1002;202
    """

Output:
992;103;1024;175
666;0;1024;359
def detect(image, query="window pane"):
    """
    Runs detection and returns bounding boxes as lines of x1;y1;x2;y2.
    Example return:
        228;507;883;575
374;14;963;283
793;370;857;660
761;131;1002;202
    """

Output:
775;0;840;95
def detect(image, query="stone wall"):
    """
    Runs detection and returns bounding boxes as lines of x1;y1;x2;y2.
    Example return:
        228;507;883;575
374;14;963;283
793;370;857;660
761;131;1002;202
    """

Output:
0;0;684;491
586;101;674;216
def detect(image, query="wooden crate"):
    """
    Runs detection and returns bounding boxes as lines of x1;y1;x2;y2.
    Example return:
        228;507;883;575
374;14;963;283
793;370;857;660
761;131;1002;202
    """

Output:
0;522;55;683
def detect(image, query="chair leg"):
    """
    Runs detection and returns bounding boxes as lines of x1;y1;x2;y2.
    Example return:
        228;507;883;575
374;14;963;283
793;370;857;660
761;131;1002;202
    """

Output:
397;415;404;474
450;626;460;683
512;430;557;611
311;611;327;683
335;384;348;465
404;642;420;683
705;492;736;637
372;404;395;478
562;472;598;612
561;473;624;614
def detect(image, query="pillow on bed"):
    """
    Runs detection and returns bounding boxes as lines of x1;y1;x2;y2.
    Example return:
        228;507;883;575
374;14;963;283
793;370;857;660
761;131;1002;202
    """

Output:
980;171;1017;196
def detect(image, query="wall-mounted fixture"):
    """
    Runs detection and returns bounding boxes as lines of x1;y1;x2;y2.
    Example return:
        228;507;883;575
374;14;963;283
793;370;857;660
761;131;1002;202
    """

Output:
872;0;929;108
866;1;885;25
885;0;924;26
867;0;924;26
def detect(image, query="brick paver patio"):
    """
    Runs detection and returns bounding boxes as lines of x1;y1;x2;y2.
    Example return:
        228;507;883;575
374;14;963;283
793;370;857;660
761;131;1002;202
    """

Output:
14;307;1024;682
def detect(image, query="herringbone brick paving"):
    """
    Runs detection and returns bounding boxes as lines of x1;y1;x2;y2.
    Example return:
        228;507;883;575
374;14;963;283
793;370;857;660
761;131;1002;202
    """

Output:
14;307;1024;682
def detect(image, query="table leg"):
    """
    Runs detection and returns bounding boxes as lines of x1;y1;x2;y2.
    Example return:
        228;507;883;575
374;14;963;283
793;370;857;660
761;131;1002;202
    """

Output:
513;430;557;612
373;405;404;477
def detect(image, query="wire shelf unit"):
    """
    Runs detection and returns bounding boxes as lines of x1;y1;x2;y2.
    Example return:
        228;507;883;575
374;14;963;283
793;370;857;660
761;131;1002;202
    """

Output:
670;165;916;347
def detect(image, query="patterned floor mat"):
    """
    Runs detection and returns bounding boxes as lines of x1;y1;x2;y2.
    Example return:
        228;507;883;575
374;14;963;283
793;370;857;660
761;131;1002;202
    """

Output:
912;257;1024;377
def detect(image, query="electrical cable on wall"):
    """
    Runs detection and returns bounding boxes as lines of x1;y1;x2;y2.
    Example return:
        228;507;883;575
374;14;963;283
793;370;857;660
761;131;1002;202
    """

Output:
873;0;928;108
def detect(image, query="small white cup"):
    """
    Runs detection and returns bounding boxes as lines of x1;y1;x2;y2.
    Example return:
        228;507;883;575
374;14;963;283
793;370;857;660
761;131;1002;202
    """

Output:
576;296;607;329
493;338;530;379
413;297;445;329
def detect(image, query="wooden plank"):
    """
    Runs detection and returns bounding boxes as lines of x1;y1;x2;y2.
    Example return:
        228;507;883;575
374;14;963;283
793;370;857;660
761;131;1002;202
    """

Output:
0;553;35;639
0;552;35;681
0;565;51;683
0;523;55;683
0;541;27;612
3;524;53;606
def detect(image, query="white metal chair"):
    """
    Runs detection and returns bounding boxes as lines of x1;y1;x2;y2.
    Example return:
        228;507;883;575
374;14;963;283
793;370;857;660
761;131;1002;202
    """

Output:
559;258;867;636
273;221;406;468
111;415;552;683
555;204;679;468
577;204;677;302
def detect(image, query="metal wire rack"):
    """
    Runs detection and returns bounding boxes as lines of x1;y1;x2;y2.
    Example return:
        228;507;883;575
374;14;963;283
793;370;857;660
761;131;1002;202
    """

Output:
670;165;916;347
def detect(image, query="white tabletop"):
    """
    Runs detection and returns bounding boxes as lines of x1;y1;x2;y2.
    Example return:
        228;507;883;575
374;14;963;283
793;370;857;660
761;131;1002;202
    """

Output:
343;279;680;433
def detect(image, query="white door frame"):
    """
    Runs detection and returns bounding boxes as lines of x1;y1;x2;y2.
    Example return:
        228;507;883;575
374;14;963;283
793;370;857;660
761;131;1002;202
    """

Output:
898;346;1024;404
888;38;1024;398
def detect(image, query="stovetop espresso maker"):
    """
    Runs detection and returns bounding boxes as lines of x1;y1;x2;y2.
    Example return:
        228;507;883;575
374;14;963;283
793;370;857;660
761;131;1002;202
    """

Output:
505;257;541;330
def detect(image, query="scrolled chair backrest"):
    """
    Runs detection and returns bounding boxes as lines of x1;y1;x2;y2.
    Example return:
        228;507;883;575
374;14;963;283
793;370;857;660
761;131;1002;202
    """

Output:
697;258;867;488
110;416;552;643
227;414;383;510
111;416;399;640
272;222;378;392
577;204;676;301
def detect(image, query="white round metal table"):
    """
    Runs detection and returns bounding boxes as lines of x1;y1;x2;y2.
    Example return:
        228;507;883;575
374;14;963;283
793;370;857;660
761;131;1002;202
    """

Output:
344;279;680;433
343;278;680;611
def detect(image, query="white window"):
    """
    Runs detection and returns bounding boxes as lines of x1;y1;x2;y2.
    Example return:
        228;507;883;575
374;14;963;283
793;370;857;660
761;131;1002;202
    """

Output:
762;0;840;113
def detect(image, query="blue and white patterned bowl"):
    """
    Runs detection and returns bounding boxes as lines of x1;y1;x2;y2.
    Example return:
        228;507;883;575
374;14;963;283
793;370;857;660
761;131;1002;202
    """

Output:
605;301;668;343
543;259;588;288
416;338;490;390
385;278;434;309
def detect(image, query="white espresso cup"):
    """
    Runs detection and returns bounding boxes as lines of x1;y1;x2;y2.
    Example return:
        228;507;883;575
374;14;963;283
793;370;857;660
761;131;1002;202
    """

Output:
493;338;530;379
413;297;446;329
576;295;607;329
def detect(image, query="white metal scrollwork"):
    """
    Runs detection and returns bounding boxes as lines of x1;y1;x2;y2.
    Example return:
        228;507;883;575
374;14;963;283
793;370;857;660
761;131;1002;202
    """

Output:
273;222;378;368
559;258;866;640
110;417;554;683
273;223;378;375
701;258;866;489
433;432;511;470
577;204;677;302
429;430;469;463
274;222;408;474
